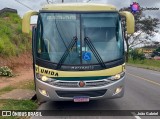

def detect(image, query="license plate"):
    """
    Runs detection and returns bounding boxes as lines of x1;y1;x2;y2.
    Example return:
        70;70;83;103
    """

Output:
73;96;90;102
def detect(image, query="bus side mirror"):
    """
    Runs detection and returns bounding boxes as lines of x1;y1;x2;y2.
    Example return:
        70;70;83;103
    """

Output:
22;11;38;34
119;11;135;34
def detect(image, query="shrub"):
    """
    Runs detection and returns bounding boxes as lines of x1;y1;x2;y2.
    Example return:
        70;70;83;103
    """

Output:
130;49;145;60
0;66;13;77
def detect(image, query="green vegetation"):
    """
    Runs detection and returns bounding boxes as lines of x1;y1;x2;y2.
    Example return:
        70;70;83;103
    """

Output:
127;48;160;71
152;47;160;57
0;99;38;119
0;86;15;95
155;47;160;52
0;12;37;119
0;80;35;96
0;12;31;57
127;58;160;72
0;80;37;119
0;66;13;77
0;99;38;110
15;80;35;90
129;49;145;60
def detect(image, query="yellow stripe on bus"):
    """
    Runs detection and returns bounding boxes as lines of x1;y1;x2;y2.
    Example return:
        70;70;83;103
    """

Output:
35;64;124;77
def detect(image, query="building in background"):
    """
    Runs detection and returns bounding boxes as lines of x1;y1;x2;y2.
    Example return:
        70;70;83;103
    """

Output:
137;42;160;59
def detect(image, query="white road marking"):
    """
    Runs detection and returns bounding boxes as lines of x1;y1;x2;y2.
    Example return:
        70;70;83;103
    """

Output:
131;112;142;119
127;72;160;87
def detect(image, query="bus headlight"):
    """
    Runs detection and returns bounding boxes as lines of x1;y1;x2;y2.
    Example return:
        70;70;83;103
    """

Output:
114;87;123;95
36;73;52;82
39;89;49;97
114;74;121;80
109;72;125;81
42;76;49;81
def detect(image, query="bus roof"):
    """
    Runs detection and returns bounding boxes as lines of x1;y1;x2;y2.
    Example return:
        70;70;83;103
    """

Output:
42;3;117;12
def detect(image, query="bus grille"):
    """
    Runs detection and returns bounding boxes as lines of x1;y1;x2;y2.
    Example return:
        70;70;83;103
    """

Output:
56;89;107;98
53;82;78;88
50;79;111;88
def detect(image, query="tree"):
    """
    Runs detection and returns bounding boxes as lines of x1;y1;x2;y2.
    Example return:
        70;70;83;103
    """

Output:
156;47;160;52
120;7;159;62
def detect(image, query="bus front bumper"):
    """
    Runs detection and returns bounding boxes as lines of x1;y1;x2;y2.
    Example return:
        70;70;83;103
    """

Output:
36;77;125;102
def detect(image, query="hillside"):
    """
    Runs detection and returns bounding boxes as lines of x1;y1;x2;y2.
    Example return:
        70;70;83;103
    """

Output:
0;12;32;71
0;12;31;57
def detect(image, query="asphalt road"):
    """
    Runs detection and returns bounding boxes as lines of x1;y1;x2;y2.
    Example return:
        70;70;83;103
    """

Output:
31;66;160;119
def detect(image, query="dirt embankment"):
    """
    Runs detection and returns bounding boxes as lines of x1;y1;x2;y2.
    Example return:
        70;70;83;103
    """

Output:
0;52;34;89
0;51;32;72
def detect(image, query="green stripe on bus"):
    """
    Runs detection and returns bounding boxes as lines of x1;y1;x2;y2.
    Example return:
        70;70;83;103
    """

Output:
53;76;111;81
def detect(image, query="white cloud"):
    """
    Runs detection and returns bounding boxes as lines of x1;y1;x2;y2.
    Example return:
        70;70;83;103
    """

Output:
153;32;160;42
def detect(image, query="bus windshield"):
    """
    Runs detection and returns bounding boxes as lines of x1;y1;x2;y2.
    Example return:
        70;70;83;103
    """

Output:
36;12;124;66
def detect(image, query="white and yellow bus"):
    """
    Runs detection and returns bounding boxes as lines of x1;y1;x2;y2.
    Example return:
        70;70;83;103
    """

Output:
22;3;135;102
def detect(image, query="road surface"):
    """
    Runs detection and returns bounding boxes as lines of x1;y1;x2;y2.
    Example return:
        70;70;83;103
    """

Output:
31;66;160;119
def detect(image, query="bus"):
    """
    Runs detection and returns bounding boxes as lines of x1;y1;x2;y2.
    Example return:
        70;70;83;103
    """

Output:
22;3;135;102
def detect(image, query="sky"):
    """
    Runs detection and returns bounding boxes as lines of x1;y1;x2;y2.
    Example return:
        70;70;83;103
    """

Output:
0;0;159;42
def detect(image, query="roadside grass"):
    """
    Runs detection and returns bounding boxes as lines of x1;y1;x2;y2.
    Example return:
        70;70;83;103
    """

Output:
0;80;37;119
0;80;35;96
0;86;15;95
0;99;38;110
127;58;160;72
14;80;35;90
0;99;38;119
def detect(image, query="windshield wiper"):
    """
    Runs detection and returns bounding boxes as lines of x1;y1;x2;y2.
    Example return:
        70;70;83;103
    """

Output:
84;37;106;69
56;36;78;69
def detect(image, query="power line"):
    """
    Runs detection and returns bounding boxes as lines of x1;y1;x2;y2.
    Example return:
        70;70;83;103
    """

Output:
86;0;92;2
46;0;54;4
46;0;64;4
15;0;33;10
